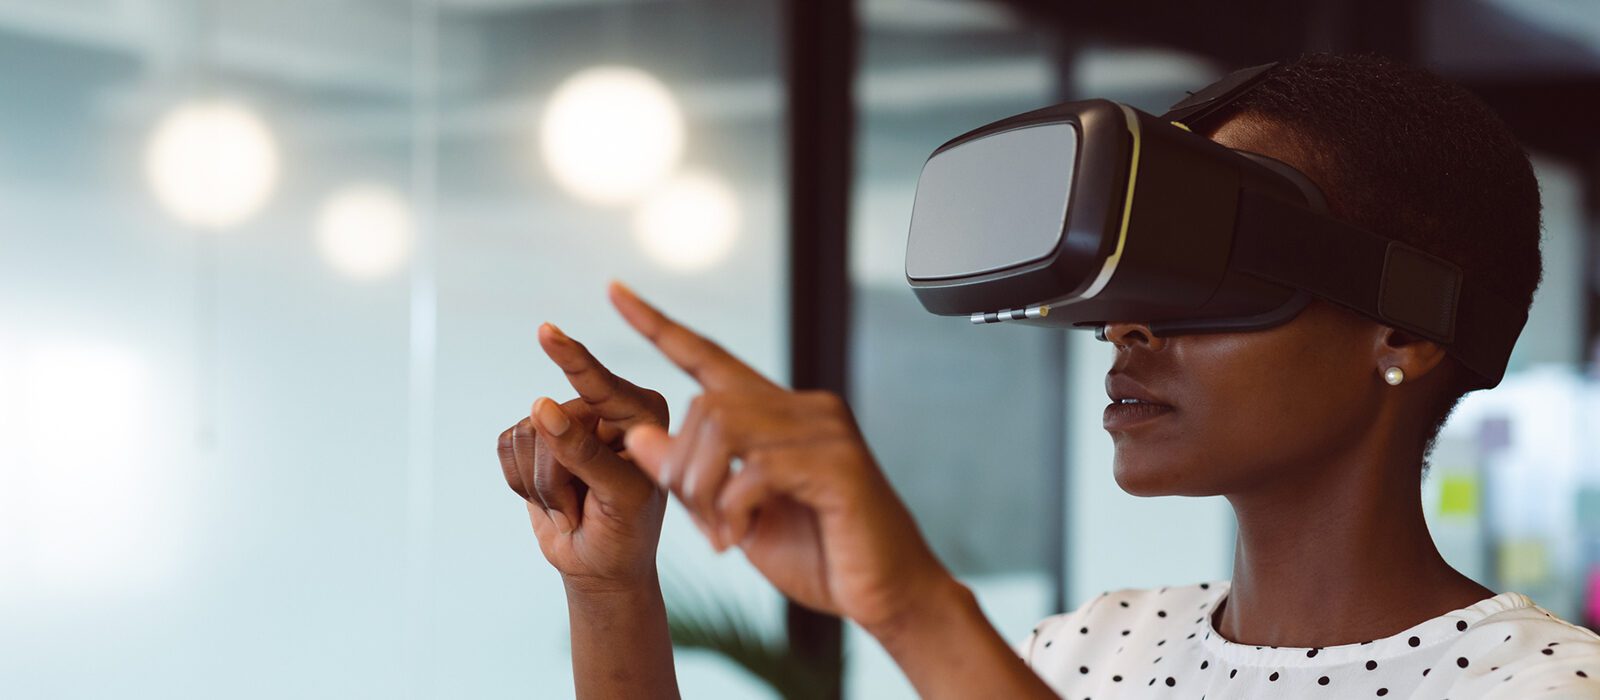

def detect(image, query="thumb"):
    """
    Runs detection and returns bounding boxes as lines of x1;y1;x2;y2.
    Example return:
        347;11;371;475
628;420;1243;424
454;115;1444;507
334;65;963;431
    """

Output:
531;397;638;500
623;423;673;486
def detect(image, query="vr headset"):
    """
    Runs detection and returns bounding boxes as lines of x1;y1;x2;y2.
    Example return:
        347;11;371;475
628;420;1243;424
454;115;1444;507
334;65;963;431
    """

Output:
903;62;1526;390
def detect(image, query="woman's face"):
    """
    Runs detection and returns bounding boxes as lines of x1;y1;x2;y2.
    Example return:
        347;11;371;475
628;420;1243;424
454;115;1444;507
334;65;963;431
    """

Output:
1104;118;1391;498
1104;297;1385;497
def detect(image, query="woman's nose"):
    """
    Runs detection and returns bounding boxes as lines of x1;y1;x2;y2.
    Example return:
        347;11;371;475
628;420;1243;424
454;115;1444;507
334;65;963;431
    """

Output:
1098;321;1168;350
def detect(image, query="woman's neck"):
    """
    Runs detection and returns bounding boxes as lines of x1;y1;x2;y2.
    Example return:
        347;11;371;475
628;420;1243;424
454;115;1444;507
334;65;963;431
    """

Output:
1216;437;1494;648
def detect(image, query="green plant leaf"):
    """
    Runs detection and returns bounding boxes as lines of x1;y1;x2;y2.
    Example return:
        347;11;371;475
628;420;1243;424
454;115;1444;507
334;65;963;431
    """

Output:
661;567;834;700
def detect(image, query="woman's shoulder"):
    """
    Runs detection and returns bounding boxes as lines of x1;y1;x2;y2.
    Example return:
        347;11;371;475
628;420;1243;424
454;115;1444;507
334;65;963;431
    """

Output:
1013;579;1229;660
1437;594;1600;697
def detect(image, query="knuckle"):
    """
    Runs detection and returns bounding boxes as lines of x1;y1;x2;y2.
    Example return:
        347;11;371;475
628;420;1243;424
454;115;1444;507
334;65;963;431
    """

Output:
531;459;557;493
810;390;846;412
647;390;669;424
725;468;764;508
531;449;559;497
511;417;537;444
682;471;708;509
534;450;553;482
619;379;670;426
687;470;723;514
804;391;852;427
703;403;728;432
742;448;772;474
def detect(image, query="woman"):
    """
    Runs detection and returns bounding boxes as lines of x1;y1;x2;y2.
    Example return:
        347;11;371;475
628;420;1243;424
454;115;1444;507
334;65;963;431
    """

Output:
496;54;1600;698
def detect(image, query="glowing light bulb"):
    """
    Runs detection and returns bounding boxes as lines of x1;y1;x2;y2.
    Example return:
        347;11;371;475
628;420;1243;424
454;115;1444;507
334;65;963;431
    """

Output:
632;171;741;272
316;184;413;280
145;100;280;229
541;66;685;205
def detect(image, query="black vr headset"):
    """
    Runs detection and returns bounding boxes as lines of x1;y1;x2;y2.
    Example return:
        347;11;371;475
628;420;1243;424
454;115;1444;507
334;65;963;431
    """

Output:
903;62;1527;390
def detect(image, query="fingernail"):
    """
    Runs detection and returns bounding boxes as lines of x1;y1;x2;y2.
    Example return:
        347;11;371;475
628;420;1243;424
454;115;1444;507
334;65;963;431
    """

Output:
549;510;574;534
534;398;570;436
718;523;735;547
612;280;636;299
545;322;569;342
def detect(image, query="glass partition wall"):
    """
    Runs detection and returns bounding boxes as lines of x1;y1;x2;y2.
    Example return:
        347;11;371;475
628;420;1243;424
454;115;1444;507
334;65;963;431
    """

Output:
0;1;787;697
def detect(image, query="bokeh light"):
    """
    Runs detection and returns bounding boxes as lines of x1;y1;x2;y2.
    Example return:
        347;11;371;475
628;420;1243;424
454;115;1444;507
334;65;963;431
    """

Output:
540;66;686;205
631;170;741;272
315;184;413;280
145;100;280;229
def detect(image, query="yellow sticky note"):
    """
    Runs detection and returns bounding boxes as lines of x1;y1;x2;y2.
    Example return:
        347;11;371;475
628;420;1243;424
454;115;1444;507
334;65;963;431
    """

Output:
1498;539;1549;587
1437;474;1478;516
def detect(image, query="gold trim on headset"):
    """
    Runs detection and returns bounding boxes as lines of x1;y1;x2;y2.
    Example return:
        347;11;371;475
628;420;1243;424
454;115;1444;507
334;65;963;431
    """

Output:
1077;103;1142;300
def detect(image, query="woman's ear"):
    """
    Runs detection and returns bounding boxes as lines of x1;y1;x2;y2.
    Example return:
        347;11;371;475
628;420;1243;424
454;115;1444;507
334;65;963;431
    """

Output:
1372;325;1453;385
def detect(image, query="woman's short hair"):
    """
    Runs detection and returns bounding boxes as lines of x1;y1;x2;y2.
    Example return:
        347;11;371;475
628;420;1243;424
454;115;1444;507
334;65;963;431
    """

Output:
1201;52;1545;475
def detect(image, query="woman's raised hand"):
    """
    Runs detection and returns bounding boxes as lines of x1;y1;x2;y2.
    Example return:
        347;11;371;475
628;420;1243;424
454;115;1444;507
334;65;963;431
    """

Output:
496;322;671;592
500;283;1055;700
606;281;957;633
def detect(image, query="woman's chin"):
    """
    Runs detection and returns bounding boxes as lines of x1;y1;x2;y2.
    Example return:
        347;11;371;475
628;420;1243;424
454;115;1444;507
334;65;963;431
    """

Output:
1112;455;1187;497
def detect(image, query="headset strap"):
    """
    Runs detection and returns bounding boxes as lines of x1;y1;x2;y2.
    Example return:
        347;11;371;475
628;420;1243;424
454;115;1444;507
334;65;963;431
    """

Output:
1230;188;1527;389
1161;62;1280;129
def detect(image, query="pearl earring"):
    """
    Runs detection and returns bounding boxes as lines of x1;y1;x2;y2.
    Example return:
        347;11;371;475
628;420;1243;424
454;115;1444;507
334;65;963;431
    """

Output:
1384;366;1405;386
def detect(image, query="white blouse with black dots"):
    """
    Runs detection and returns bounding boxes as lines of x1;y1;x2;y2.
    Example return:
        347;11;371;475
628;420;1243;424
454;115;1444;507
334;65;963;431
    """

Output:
1014;580;1600;699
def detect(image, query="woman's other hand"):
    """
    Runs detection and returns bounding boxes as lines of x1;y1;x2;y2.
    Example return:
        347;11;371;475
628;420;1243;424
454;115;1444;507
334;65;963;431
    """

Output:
496;322;670;593
606;281;959;635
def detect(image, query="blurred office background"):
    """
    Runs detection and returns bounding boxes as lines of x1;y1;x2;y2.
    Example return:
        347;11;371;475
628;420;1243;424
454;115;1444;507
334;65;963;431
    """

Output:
2;0;1599;697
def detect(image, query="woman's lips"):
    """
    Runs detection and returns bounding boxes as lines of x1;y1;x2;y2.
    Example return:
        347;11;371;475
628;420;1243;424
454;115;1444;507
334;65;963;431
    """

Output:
1103;402;1176;431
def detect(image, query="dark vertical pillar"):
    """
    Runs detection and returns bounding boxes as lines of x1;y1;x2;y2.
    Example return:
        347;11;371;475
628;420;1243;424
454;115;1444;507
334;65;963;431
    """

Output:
1045;36;1078;617
784;0;853;696
1584;158;1600;373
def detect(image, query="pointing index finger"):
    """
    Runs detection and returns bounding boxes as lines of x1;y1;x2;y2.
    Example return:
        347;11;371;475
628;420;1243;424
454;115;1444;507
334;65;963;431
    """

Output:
537;322;666;428
607;281;778;394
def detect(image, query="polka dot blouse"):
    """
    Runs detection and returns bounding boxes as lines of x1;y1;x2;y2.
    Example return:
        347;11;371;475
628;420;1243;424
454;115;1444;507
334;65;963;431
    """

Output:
1014;580;1600;699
